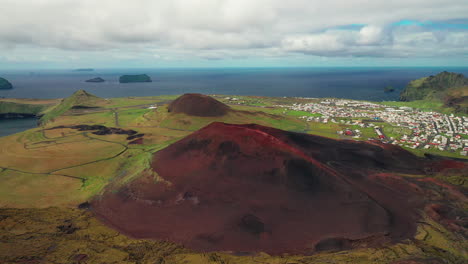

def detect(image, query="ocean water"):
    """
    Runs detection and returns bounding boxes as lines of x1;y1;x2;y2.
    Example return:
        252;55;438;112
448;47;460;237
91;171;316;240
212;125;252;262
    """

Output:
0;118;38;137
1;67;468;101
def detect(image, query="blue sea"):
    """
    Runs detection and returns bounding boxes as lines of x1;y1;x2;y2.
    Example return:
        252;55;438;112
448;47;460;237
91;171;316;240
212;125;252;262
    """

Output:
1;67;468;101
1;67;468;137
0;118;38;137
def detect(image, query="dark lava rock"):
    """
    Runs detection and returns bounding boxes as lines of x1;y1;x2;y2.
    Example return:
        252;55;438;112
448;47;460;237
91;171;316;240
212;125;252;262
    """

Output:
47;125;139;142
239;214;265;235
92;122;467;254
119;74;152;83
71;254;88;262
314;237;352;252
129;138;144;145
168;93;230;117
57;221;79;234
77;201;91;210
127;133;144;140
0;77;13;89
85;77;105;83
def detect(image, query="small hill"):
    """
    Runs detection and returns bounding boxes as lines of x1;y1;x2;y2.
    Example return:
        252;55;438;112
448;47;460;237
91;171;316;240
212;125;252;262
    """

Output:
85;77;105;83
444;86;468;114
167;93;230;117
40;90;106;123
400;71;468;101
91;122;464;254
0;77;13;89
119;74;152;83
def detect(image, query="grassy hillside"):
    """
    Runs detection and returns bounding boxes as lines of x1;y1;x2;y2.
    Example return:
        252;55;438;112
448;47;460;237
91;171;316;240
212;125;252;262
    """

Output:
40;90;108;123
0;101;49;116
399;71;468;113
445;86;468;114
400;71;468;101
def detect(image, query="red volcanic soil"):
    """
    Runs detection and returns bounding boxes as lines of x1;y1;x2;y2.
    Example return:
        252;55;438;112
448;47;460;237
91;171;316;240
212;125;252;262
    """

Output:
92;123;465;254
167;93;230;117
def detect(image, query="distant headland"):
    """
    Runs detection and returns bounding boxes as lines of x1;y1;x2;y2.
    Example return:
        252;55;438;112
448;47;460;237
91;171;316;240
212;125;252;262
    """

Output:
0;77;13;89
400;71;468;113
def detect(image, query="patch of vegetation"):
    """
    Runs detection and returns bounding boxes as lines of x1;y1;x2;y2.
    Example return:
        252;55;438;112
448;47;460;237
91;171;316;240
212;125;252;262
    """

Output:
380;123;413;139
380;100;453;114
402;146;468;160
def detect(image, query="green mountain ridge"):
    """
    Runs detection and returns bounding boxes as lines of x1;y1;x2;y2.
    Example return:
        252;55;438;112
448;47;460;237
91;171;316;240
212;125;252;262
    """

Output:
400;71;468;113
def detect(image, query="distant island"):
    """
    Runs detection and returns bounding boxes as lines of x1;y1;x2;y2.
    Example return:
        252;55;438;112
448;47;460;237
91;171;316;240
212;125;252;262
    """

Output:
74;68;94;72
400;71;468;113
119;74;152;83
0;77;13;89
85;77;105;83
384;85;395;93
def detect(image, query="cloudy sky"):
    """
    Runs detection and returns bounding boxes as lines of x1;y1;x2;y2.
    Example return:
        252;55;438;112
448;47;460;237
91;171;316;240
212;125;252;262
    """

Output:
1;0;467;69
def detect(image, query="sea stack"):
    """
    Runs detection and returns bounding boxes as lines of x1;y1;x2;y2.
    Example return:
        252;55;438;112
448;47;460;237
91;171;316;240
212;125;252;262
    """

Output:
167;93;230;117
119;74;152;83
85;77;105;83
0;77;13;89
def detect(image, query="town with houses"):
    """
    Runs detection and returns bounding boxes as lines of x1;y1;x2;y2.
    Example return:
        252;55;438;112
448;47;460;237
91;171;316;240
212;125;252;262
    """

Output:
285;98;468;157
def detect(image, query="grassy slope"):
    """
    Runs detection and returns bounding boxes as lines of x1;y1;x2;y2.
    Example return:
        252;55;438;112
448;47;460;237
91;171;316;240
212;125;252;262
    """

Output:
0;101;53;115
399;72;468;113
39;90;106;123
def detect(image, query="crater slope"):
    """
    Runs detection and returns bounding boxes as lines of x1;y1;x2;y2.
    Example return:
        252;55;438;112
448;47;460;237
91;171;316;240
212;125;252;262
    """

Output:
92;122;465;254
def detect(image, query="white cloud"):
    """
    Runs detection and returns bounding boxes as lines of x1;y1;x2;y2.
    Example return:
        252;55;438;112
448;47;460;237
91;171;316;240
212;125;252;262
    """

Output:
0;0;467;64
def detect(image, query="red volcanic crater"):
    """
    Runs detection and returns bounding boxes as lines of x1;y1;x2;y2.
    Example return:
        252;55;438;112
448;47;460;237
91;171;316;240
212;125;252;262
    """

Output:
167;93;231;117
93;123;448;254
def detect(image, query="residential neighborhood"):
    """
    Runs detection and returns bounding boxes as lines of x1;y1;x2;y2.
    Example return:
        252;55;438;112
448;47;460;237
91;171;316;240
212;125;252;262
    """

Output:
287;98;468;156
